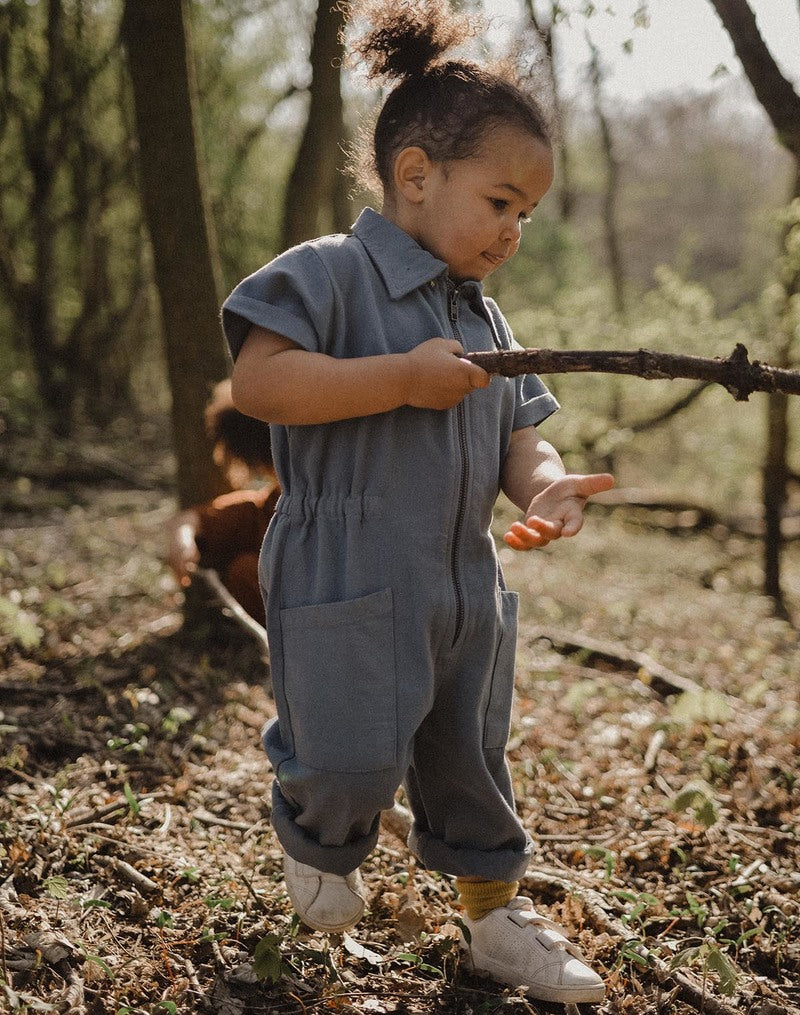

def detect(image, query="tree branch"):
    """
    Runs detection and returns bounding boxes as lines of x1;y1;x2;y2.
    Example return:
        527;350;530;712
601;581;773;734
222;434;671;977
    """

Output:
706;0;800;157
465;343;800;401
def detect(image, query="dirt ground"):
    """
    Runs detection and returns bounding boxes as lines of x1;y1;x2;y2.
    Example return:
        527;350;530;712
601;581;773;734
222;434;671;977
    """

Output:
1;446;799;1014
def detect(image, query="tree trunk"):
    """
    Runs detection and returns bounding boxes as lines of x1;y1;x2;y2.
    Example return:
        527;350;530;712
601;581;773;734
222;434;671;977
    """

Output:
707;0;800;160
763;389;789;614
763;162;800;617
707;0;800;615
524;0;575;220
281;1;348;249
588;41;626;321
121;0;229;509
24;0;73;432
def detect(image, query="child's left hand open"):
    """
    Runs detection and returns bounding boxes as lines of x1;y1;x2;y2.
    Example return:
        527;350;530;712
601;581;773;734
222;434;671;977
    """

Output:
504;473;614;551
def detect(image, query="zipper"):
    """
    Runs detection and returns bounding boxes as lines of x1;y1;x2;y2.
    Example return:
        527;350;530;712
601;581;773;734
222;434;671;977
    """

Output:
447;281;469;645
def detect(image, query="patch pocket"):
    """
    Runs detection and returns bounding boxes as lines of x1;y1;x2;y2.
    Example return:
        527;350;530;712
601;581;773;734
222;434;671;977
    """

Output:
482;591;519;751
279;588;397;773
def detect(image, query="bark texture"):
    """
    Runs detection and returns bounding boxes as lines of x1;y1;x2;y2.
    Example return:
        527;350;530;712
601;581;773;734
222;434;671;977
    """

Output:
121;0;229;508
466;343;800;401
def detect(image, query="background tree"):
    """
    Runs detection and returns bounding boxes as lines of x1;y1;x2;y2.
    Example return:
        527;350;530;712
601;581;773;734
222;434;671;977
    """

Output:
524;0;575;221
121;0;229;510
0;0;145;433
281;0;350;248
707;0;800;615
587;39;626;322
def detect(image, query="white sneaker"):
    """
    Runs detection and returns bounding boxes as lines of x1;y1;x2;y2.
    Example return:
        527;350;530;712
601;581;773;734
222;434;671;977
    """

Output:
283;855;366;933
461;896;605;1004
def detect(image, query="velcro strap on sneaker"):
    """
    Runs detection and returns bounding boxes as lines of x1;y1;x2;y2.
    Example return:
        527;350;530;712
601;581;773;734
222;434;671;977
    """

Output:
506;900;587;960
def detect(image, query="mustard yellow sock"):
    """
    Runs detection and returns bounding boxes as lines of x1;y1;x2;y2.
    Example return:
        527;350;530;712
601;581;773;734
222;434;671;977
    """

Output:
455;878;519;921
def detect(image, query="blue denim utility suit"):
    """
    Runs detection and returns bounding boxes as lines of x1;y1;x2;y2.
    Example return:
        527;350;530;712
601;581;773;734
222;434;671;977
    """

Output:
223;208;559;881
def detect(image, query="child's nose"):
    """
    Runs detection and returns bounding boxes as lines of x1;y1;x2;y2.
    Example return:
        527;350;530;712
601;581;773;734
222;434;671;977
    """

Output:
499;220;522;248
500;218;521;242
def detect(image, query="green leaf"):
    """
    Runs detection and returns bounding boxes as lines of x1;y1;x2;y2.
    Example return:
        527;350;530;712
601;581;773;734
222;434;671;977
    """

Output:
252;934;283;984
706;945;737;996
670;945;702;971
43;875;69;900
452;916;470;945
81;898;112;911
418;962;443;977
395;952;420;963
670;781;719;829
79;945;115;980
123;781;140;816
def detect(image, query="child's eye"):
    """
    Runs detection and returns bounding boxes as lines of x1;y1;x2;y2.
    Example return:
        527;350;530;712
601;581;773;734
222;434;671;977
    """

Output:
489;198;509;212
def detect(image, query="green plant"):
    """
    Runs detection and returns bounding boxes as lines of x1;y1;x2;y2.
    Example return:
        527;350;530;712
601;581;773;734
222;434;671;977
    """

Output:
670;780;720;829
617;890;663;933
0;596;43;651
252;933;286;984
671;689;732;725
394;929;461;981
161;707;193;737
670;939;737;997
581;845;618;881
43;874;69;921
78;943;116;981
106;723;150;755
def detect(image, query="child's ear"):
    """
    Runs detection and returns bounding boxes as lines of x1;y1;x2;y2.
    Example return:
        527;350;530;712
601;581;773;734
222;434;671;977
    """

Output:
393;146;430;204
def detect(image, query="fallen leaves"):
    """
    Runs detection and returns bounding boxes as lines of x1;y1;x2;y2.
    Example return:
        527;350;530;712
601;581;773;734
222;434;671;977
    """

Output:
1;484;800;1013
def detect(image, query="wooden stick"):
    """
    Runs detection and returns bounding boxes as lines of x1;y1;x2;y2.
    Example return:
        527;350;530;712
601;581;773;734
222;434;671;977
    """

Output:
525;625;710;701
465;343;800;401
194;566;269;655
94;855;159;896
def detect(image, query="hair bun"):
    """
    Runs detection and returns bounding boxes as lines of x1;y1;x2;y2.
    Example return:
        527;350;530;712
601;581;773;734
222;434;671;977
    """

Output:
346;0;477;82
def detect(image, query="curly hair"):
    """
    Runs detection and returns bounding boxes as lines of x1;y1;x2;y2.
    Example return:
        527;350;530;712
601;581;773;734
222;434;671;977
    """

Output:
344;0;553;193
205;380;273;474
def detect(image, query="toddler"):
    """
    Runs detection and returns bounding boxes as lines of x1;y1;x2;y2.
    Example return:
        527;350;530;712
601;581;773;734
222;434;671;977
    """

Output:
223;0;613;1003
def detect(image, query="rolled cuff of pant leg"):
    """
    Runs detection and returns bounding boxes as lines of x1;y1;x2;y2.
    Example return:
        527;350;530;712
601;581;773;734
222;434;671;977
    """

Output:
409;825;533;882
270;782;381;876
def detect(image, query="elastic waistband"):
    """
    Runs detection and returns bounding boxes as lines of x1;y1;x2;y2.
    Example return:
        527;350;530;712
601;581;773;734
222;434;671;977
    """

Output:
276;491;384;522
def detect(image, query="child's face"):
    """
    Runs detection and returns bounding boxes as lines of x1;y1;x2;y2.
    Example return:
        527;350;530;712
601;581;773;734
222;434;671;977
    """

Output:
412;126;554;283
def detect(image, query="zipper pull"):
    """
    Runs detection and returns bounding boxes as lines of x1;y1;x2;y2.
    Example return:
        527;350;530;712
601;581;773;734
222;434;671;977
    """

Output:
448;284;459;323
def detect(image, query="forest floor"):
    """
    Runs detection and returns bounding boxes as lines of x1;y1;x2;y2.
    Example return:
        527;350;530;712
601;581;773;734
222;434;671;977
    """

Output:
1;427;800;1015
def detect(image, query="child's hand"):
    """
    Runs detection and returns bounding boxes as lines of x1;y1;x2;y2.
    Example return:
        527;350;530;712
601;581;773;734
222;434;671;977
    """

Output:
504;473;614;551
167;510;201;586
404;338;490;410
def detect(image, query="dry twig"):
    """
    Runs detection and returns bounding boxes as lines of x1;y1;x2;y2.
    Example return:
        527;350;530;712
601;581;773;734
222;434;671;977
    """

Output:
194;567;270;655
526;625;708;700
93;855;159;896
467;343;800;401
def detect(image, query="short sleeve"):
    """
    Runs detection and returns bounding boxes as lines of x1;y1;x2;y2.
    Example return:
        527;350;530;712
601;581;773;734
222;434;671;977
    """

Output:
483;298;559;429
221;245;336;361
511;340;560;430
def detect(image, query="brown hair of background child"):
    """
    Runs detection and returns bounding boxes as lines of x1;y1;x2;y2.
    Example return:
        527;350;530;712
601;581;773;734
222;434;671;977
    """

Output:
204;379;273;484
344;0;554;193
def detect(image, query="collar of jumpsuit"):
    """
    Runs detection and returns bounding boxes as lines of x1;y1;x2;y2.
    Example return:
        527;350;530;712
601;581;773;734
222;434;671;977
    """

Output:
352;206;485;308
